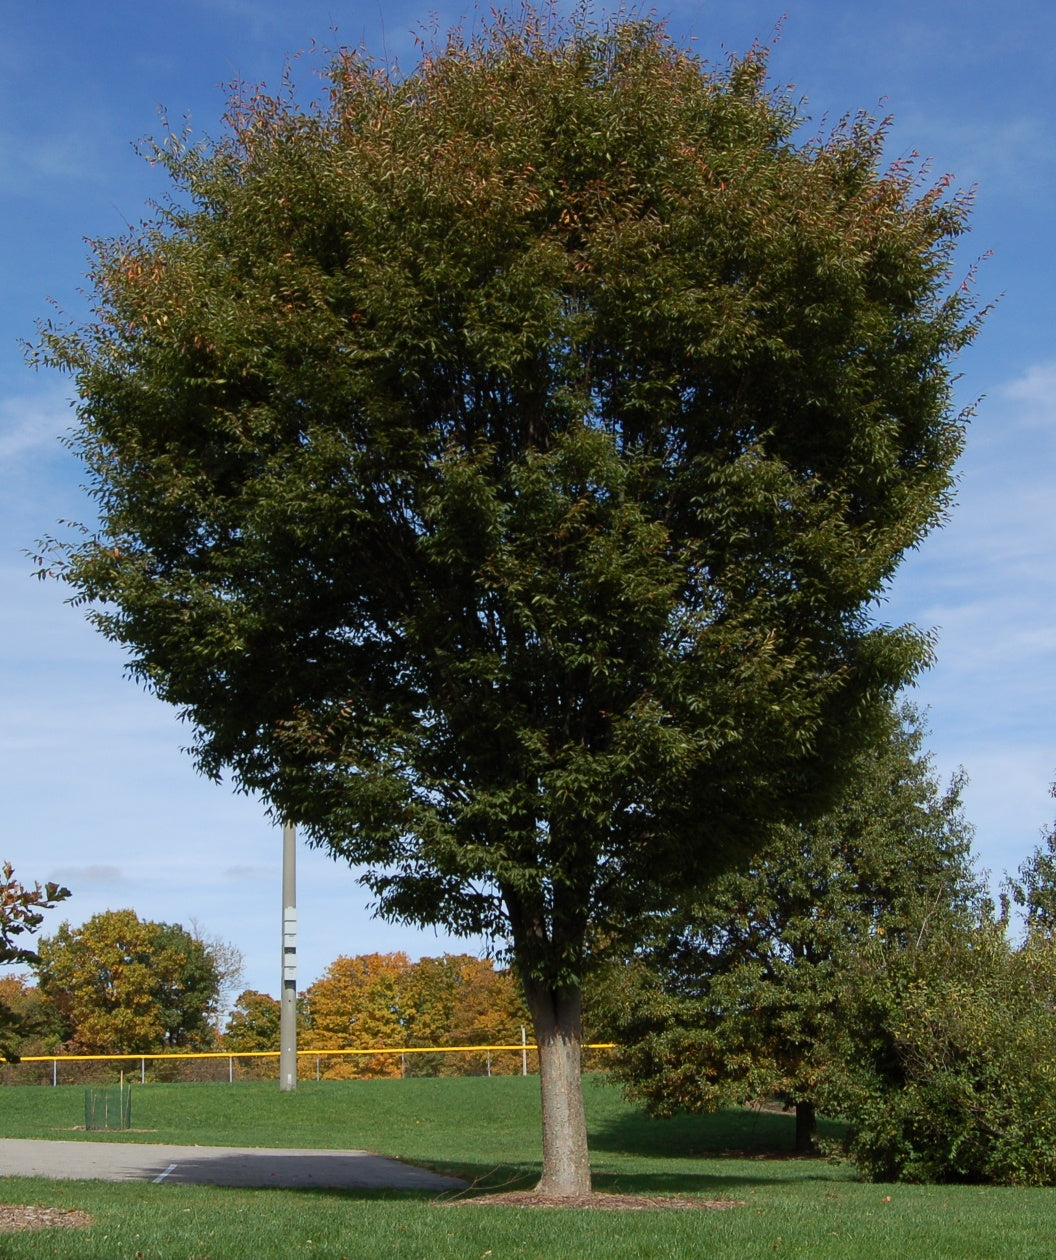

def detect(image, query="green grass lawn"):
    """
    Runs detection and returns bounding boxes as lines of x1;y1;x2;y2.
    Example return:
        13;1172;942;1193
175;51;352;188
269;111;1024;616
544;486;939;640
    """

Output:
0;1076;1052;1258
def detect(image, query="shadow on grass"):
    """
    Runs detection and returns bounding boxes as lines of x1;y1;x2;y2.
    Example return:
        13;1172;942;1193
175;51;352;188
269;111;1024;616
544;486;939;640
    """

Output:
588;1104;845;1160
421;1160;849;1196
187;1159;851;1201
0;1155;848;1211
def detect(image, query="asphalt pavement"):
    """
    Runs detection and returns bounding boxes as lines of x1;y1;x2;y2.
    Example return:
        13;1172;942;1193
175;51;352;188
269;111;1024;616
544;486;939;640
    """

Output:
0;1138;466;1191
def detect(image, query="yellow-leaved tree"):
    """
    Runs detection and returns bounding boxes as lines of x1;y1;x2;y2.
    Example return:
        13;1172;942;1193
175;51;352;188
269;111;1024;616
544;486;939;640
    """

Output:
36;909;222;1054
302;953;529;1077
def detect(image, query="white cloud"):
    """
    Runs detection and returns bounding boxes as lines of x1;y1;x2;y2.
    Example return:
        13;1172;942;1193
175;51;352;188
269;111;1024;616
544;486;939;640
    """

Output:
956;746;1055;868
48;865;126;887
884;356;1056;881
0;389;76;462
0;126;116;198
222;865;274;881
1003;362;1056;426
902;359;1056;569
942;116;1051;194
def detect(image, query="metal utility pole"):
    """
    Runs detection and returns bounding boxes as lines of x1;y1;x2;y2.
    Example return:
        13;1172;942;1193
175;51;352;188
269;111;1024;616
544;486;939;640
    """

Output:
279;820;297;1092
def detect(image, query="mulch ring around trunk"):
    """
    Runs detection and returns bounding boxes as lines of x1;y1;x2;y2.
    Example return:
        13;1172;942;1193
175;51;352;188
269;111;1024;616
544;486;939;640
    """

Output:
446;1191;745;1210
0;1204;93;1233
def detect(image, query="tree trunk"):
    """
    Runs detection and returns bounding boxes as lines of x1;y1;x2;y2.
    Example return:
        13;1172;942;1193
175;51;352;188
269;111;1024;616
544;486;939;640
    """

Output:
794;1099;817;1154
523;979;592;1197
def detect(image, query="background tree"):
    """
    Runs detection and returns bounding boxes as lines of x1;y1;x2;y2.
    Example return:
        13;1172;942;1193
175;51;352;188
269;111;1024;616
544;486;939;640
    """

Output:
441;956;531;1076
599;704;982;1152
389;953;530;1076
38;13;980;1194
0;863;70;1062
1008;785;1056;934
221;988;283;1078
819;908;1056;1186
300;951;526;1077
223;989;282;1053
189;918;246;1033
303;952;409;1077
0;974;66;1069
36;909;222;1054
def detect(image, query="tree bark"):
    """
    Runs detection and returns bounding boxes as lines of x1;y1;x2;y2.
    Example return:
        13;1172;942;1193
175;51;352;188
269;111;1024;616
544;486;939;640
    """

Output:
523;979;592;1196
795;1099;817;1154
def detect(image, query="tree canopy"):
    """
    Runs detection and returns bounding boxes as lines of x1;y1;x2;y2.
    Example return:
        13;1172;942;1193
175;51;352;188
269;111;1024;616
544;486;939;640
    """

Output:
221;988;282;1077
36;909;223;1054
301;951;527;1077
38;13;980;1193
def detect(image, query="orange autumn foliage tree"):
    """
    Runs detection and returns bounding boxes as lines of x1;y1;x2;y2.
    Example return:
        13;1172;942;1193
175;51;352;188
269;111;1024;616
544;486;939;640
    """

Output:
0;974;63;1068
303;952;407;1077
301;953;528;1078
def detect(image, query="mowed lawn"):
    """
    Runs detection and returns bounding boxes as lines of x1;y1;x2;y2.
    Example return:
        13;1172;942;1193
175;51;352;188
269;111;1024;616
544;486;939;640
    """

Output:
0;1075;1052;1258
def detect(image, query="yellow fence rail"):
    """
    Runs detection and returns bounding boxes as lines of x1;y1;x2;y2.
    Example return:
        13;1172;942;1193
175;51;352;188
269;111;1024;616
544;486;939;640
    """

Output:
10;1043;617;1086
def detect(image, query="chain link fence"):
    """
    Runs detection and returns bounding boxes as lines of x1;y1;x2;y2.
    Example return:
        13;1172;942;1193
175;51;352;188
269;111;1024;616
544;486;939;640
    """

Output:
1;1043;615;1086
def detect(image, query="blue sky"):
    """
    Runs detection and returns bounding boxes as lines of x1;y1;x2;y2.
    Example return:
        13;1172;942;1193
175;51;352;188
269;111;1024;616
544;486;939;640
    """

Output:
2;0;1054;999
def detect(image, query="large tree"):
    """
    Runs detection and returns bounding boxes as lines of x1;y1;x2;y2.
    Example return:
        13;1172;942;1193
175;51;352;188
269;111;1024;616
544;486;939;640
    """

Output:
37;15;980;1193
36;909;223;1053
598;703;982;1152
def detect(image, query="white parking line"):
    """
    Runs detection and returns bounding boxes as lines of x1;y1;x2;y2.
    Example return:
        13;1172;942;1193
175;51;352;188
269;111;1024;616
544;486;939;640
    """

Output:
152;1162;178;1184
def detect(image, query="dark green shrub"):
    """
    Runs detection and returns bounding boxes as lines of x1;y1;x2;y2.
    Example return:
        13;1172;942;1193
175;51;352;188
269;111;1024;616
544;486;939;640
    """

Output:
822;922;1056;1185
